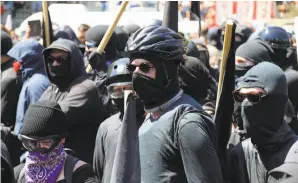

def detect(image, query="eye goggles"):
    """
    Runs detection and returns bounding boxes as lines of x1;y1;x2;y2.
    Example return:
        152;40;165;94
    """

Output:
232;90;267;104
107;82;133;99
85;41;97;50
46;56;68;64
126;63;154;74
19;135;62;153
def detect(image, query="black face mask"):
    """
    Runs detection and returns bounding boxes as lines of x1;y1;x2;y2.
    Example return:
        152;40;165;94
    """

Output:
47;56;71;78
132;72;165;108
235;65;254;78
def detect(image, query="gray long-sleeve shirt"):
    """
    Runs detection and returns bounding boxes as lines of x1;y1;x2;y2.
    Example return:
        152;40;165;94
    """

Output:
138;93;223;183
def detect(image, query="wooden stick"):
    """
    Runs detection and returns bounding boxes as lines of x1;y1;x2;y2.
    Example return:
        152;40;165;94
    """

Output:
216;19;234;109
42;1;50;47
86;1;129;73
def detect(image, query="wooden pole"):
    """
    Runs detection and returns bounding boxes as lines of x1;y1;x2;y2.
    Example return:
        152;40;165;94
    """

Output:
42;1;50;47
86;1;129;73
216;19;234;109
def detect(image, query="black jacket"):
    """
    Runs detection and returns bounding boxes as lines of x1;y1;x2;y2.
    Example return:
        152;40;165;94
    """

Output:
1;59;21;127
40;39;109;164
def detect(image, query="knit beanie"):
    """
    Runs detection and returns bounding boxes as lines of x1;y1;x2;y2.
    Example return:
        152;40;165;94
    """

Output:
1;30;13;56
21;101;68;138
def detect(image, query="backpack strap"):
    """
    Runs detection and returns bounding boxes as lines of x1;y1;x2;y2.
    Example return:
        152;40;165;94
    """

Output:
64;154;79;183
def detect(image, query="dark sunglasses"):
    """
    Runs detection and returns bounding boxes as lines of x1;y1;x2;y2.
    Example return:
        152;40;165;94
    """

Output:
232;90;267;104
126;63;154;74
47;56;68;64
20;135;61;153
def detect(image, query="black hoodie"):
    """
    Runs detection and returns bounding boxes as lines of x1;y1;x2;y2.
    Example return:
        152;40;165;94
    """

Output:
179;56;217;106
40;39;108;164
229;62;298;183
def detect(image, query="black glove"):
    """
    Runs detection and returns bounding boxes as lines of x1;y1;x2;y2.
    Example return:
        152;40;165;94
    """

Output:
88;51;107;72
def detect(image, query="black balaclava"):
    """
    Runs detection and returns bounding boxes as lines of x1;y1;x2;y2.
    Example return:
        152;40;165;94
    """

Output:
43;39;86;89
1;30;13;56
179;56;212;104
235;40;273;77
131;54;180;111
237;62;298;170
238;62;288;144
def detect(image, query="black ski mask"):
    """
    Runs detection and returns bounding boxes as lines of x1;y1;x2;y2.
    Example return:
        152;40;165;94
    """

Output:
131;54;180;111
46;53;72;88
235;40;272;77
237;62;288;145
237;61;298;171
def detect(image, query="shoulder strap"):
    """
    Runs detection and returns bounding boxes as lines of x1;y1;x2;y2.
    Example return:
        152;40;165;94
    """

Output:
17;164;26;183
64;154;79;183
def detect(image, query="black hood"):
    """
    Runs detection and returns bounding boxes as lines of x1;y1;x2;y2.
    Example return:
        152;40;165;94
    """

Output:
1;140;15;183
115;26;129;52
179;56;214;104
235;40;273;77
42;39;86;84
237;62;298;170
237;62;288;142
85;25;117;61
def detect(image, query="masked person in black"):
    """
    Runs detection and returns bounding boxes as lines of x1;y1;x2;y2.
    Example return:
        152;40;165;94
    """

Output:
179;56;217;115
85;25;118;74
235;39;273;78
125;25;223;183
259;26;298;117
84;25;119;115
93;57;145;183
39;39;108;165
14;101;99;183
1;30;21;128
229;62;298;183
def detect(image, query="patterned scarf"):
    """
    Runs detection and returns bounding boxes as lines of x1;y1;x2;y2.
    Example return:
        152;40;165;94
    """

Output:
25;144;67;183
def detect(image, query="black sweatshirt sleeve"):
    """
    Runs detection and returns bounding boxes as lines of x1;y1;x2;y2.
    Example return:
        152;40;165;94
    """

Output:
177;112;223;183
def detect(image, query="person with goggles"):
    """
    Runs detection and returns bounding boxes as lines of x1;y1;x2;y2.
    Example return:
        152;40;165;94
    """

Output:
14;100;99;183
229;62;298;183
93;58;145;183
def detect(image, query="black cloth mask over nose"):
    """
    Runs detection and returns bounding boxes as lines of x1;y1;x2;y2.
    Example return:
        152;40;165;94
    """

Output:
48;58;71;78
237;62;288;144
237;62;298;171
131;54;180;111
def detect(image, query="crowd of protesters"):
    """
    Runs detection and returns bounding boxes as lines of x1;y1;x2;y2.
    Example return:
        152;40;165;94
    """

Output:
1;2;298;183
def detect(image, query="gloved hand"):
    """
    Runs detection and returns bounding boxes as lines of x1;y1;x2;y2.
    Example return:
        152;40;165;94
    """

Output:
88;51;107;71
